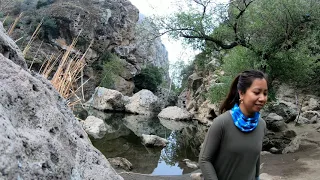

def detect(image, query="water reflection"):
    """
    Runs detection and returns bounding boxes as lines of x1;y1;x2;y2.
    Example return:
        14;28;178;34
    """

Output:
79;109;206;175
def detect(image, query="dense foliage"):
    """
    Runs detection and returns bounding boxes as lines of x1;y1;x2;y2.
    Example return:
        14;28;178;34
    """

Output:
133;65;164;93
155;0;320;103
99;52;124;89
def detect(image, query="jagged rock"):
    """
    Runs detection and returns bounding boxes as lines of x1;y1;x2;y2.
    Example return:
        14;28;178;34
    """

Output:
114;76;135;96
276;84;297;102
302;97;319;112
154;87;178;109
301;111;320;122
265;113;287;132
119;59;138;80
141;134;168;147
266;101;298;123
282;137;301;154
85;87;125;111
134;15;169;82
83;116;107;139
296;116;313;124
177;89;188;109
188;73;203;92
107;157;132;171
0;22;27;69
192;100;218;124
125;89;160;115
0;54;122;179
263;131;291;152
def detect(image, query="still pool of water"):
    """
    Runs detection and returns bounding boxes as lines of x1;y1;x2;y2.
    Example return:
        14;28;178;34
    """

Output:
77;109;207;175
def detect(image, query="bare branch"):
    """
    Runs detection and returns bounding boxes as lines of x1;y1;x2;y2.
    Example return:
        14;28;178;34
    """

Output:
181;33;239;49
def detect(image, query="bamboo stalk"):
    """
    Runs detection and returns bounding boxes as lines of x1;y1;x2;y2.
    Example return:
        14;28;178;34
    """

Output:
8;12;23;36
23;18;43;57
29;40;44;70
2;14;8;25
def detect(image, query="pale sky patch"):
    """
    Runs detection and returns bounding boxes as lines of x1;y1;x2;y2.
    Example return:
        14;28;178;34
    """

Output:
129;0;199;64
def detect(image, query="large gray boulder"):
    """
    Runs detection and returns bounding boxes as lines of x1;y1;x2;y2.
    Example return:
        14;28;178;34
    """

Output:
0;54;123;180
265;113;287;132
125;89;160;115
83;116;107;139
0;23;122;179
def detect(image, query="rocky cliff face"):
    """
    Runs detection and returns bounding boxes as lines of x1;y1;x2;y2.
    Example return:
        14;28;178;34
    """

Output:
2;0;169;97
133;14;170;82
0;22;123;179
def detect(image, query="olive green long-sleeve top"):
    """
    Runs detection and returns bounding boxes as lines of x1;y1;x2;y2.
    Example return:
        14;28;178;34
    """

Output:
199;111;266;180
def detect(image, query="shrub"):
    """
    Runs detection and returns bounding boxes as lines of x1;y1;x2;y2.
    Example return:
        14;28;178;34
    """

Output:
208;76;231;104
36;0;56;9
99;52;124;88
208;46;258;104
133;65;163;92
41;16;59;40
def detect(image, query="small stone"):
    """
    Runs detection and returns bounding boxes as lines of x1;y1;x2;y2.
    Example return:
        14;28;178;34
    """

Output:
269;147;279;154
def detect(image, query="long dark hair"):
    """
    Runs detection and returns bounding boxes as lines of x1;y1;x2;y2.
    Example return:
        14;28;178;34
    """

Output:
219;70;267;114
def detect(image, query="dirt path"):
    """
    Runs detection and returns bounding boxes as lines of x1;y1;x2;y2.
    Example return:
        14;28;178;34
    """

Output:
260;147;320;180
261;122;320;180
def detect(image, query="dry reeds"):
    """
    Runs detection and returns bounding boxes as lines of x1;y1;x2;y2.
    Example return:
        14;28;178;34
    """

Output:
41;33;92;107
2;14;9;25
8;12;23;36
23;18;43;57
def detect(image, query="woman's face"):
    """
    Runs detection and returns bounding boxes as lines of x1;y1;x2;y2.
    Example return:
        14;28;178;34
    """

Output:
239;78;268;116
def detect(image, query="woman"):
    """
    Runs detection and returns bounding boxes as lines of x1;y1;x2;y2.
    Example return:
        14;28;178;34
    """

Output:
199;70;268;180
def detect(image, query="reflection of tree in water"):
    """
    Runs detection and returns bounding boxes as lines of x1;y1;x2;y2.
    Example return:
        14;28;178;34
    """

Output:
160;131;178;166
160;125;207;168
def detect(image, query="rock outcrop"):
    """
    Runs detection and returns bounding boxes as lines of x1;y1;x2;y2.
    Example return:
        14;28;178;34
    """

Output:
133;14;170;82
0;22;122;180
2;0;170;97
0;21;27;69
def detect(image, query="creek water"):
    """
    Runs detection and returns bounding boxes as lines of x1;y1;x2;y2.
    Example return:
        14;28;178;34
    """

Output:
76;108;207;175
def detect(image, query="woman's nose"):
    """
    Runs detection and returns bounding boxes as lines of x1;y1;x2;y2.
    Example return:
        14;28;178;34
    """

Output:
259;94;267;102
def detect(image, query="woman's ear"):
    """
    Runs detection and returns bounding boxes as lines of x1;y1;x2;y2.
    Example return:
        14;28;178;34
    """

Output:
238;90;244;99
238;90;245;104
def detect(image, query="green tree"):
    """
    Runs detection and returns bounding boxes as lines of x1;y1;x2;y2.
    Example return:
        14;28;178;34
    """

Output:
155;0;320;89
133;65;163;92
99;52;124;89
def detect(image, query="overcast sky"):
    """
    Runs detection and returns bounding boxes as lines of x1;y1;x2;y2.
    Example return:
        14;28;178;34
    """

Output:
129;0;198;65
129;0;229;65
